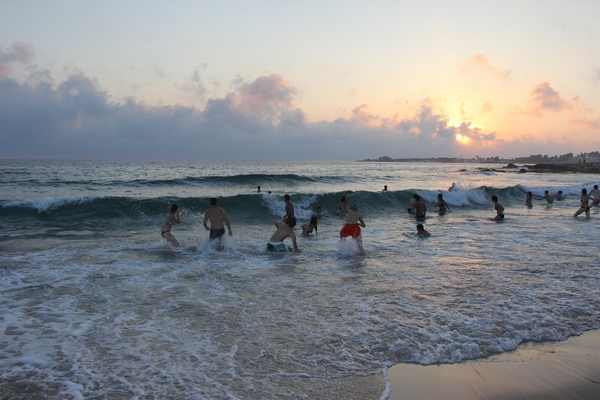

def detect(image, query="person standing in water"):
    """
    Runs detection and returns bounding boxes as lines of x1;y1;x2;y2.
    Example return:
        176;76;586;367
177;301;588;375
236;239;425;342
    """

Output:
436;193;449;216
574;188;591;218
161;204;182;248
283;194;295;221
409;194;427;221
203;198;232;250
526;192;533;208
268;216;299;252
257;186;261;193
340;204;366;255
544;190;554;205
491;195;505;221
383;185;388;192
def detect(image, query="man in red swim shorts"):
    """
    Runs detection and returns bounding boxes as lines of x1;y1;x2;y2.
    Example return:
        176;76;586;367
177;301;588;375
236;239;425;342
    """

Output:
340;204;366;255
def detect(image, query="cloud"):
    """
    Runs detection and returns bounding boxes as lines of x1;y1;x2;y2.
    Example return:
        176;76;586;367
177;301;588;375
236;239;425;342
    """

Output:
0;42;34;77
228;74;297;121
460;53;510;80
530;81;569;112
0;71;499;161
179;65;208;100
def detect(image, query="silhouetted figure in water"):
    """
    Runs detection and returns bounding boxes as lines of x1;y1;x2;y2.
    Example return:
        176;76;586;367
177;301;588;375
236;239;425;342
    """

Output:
409;194;427;221
436;193;449;216
526;192;533;208
257;186;261;193
383;185;388;192
574;189;590;218
491;195;504;221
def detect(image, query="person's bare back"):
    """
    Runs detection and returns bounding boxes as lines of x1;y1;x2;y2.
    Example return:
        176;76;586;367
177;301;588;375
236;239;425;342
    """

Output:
204;206;230;230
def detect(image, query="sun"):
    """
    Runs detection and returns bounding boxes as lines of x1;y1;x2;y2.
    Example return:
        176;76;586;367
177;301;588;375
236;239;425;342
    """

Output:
455;133;472;145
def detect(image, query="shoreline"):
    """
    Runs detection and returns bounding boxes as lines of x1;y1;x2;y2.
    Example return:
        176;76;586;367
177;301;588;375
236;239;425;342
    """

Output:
385;330;600;399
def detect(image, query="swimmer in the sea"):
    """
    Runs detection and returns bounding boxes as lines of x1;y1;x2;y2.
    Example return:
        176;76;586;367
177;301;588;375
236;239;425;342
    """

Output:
161;204;182;248
409;194;427;221
526;191;533;208
574;188;591;218
340;204;366;255
416;224;430;238
591;185;600;206
257;185;261;193
544;190;554;205
383;185;388;192
203;198;232;250
268;216;299;252
449;182;457;192
491;195;505;221
436;193;449;216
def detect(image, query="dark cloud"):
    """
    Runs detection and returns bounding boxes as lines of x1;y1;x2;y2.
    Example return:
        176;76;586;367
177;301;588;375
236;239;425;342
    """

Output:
0;71;497;161
0;42;34;77
531;82;568;112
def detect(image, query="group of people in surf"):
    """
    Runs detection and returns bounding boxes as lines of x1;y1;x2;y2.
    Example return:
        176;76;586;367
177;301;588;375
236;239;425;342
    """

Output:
525;184;600;218
160;183;599;253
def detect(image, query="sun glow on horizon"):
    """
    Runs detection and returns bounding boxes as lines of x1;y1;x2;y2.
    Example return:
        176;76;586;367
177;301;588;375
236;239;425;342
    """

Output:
455;133;472;145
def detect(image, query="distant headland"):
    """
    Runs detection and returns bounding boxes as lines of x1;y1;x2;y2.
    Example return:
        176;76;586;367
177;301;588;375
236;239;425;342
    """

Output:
359;152;600;174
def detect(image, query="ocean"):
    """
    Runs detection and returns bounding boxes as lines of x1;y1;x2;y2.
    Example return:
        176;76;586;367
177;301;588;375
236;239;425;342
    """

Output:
1;159;599;399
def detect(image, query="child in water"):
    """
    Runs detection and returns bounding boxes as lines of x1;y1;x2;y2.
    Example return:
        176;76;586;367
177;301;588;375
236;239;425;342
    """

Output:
416;224;430;238
491;195;505;221
161;204;182;248
526;192;533;208
340;205;366;255
574;188;591;218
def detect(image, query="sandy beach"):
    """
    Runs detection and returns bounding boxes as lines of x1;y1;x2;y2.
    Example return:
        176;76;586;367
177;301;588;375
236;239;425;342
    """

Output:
388;330;600;400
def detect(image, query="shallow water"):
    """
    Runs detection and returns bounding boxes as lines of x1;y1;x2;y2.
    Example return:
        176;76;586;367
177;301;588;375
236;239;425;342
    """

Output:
1;160;599;399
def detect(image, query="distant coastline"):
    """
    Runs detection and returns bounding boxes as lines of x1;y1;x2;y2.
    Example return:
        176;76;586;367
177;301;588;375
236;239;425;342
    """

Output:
359;153;600;173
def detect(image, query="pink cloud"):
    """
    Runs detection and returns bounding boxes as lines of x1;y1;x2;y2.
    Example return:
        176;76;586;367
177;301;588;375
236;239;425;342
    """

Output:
530;82;568;112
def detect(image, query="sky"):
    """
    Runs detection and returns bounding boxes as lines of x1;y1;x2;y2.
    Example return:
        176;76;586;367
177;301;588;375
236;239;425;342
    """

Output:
1;0;600;160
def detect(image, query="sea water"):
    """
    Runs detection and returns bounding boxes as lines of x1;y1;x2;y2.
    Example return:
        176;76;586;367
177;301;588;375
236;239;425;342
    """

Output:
1;159;599;399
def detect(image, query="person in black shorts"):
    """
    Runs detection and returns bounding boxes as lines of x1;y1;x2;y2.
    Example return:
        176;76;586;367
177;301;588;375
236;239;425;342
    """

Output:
203;198;232;250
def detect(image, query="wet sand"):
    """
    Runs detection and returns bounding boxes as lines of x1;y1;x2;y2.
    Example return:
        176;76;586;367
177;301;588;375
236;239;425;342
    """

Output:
388;330;600;400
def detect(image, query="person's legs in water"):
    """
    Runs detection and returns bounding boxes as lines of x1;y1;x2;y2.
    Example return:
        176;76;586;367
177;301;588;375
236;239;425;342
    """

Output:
209;228;226;250
355;234;365;255
162;231;180;248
